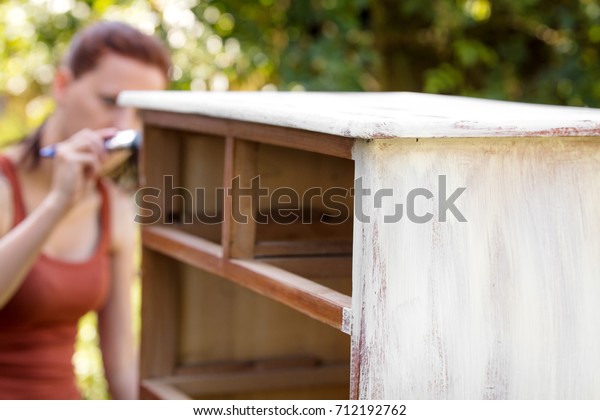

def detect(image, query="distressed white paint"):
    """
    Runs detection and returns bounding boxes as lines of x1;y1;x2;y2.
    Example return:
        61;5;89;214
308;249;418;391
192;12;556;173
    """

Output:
342;306;353;335
123;91;600;399
119;91;600;139
352;137;600;399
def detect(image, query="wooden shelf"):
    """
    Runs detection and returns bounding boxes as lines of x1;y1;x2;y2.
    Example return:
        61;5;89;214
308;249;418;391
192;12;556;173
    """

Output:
137;99;356;399
141;363;349;400
142;225;352;332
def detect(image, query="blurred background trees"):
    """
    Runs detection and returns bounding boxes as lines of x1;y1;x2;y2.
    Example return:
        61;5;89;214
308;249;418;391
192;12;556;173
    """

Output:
1;0;599;398
3;0;600;146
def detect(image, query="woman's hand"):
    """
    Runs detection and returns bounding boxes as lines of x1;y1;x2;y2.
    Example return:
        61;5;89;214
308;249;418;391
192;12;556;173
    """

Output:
49;128;117;208
0;127;113;308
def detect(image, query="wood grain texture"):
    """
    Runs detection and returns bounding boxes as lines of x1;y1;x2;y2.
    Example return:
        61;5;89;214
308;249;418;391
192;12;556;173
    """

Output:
182;132;225;235
141;380;192;400
177;264;350;372
134;92;600;400
139;110;354;159
140;126;183;223
175;355;323;376
140;248;181;381
351;136;600;399
223;138;258;259
142;226;352;331
160;364;349;398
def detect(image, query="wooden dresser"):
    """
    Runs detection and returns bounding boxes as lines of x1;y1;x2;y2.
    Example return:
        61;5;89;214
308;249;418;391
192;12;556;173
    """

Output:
119;91;600;399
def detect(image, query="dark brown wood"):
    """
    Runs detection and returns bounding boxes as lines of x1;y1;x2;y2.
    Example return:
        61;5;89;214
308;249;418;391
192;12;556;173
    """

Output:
180;132;226;242
171;221;222;244
254;240;353;258
141;126;183;222
141;110;355;159
254;208;354;244
259;256;352;294
259;256;352;279
142;225;352;330
221;136;234;259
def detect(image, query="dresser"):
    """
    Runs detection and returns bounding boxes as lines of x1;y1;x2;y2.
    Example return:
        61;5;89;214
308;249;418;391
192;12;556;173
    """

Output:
119;91;600;399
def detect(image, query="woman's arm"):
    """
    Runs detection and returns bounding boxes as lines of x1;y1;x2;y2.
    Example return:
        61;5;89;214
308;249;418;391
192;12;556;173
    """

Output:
0;129;109;308
0;176;71;308
98;184;138;400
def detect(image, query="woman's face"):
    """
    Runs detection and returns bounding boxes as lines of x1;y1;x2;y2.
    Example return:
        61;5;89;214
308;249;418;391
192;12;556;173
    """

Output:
56;52;167;135
53;52;167;172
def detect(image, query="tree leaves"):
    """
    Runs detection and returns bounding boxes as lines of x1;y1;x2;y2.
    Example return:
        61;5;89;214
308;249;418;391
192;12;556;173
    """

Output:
1;0;600;146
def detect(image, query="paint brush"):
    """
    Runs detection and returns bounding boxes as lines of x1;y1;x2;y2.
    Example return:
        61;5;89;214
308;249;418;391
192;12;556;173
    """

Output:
39;129;142;158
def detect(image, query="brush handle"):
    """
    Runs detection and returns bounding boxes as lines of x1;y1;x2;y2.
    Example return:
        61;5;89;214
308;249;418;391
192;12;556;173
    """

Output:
39;146;57;158
39;130;141;158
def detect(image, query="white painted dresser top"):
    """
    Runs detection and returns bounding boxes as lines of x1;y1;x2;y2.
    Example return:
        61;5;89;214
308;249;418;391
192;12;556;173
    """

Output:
119;91;600;139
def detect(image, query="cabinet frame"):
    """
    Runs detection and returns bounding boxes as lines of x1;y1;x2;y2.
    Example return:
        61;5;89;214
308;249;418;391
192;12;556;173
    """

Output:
139;110;355;400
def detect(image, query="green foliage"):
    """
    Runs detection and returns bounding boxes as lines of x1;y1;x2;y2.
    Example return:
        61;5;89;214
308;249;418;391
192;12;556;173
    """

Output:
372;0;600;105
0;0;379;146
3;0;598;146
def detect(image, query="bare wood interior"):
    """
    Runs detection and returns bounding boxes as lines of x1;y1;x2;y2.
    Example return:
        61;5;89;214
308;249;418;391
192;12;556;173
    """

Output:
142;127;226;242
144;364;349;400
143;124;355;257
139;126;183;224
141;110;355;159
223;138;258;259
140;248;181;379
259;256;352;295
142;226;351;330
175;354;328;376
179;264;350;363
140;254;350;399
140;117;355;400
140;379;191;400
251;143;355;258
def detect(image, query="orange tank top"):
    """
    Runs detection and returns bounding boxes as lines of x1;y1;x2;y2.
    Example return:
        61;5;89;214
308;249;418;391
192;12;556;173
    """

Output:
0;155;111;399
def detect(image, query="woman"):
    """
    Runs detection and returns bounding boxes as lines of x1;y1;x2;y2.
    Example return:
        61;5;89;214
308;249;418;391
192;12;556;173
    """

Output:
0;21;170;399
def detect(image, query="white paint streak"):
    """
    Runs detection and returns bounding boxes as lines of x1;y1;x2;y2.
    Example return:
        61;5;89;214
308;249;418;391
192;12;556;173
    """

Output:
351;138;600;399
119;91;600;139
342;307;353;335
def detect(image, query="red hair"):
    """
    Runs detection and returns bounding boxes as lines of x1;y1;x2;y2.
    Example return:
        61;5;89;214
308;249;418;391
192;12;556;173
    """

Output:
20;21;170;169
64;20;170;80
